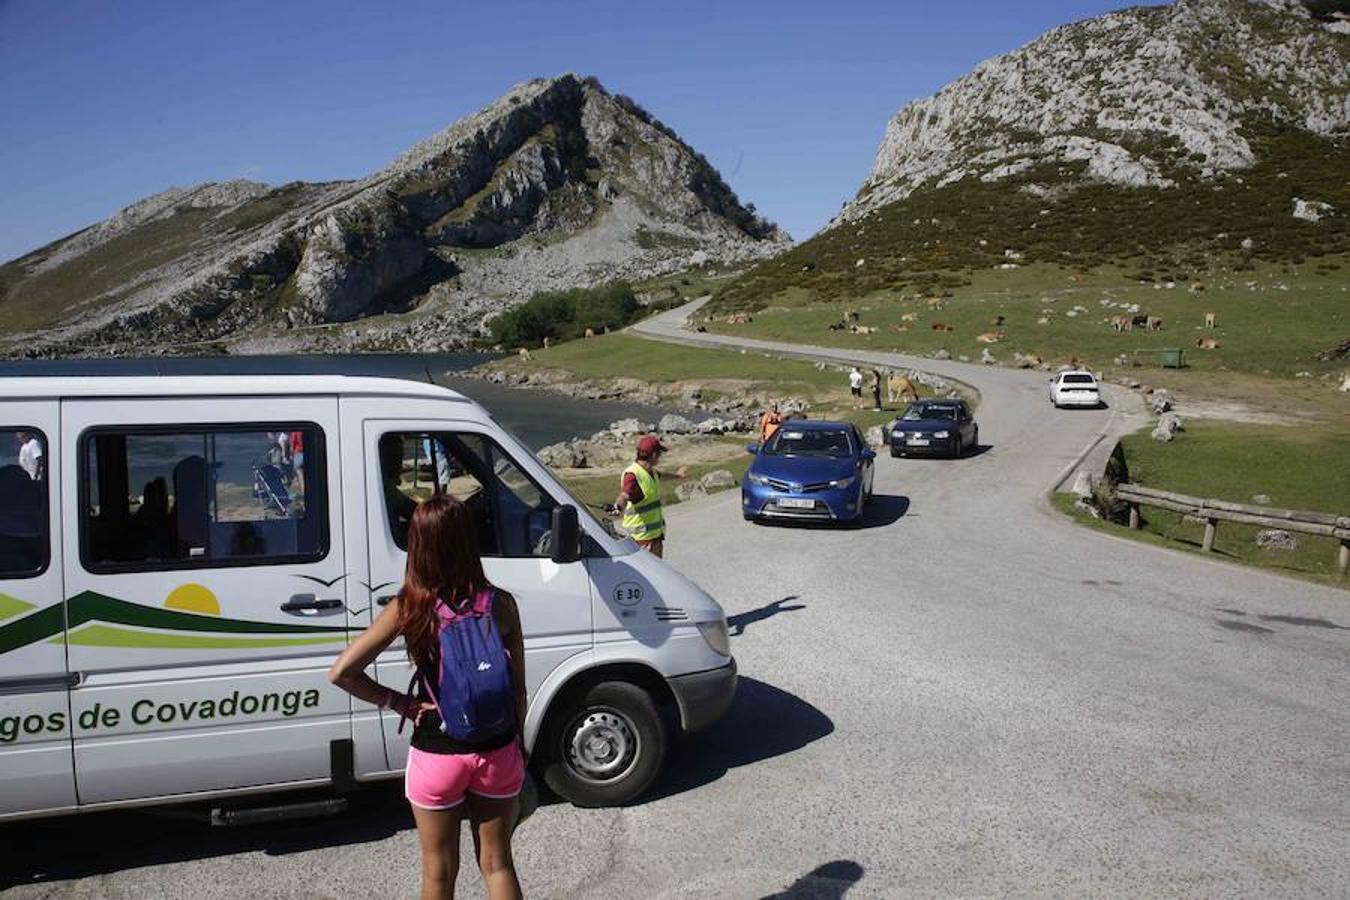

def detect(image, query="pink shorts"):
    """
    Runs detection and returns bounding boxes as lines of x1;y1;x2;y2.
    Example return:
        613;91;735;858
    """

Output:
405;742;525;810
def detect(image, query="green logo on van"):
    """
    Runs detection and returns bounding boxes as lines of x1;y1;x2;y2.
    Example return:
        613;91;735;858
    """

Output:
0;591;351;655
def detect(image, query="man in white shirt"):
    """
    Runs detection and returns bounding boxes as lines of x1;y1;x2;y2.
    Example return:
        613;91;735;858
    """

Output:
17;431;44;481
848;367;864;409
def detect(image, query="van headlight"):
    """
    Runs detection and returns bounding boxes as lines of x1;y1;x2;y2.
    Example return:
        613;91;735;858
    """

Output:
747;472;769;486
697;619;732;657
829;476;856;489
934;430;950;438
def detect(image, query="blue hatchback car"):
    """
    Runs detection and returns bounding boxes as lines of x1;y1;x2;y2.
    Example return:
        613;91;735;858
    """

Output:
742;420;876;525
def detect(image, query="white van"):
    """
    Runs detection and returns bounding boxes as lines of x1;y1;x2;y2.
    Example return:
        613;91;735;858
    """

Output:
0;375;736;821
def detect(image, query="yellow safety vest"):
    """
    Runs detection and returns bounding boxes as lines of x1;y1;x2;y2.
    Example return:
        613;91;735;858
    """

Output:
622;463;665;542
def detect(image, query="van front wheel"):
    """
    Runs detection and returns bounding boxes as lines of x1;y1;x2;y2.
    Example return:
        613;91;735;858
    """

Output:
541;681;667;807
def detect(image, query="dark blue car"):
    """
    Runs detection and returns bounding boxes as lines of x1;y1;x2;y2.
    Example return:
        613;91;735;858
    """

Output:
889;399;978;458
742;420;876;525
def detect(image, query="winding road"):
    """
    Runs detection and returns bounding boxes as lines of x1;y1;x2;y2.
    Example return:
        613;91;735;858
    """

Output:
4;302;1345;899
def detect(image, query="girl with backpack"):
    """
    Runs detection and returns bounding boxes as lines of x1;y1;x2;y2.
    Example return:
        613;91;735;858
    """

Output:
330;494;527;900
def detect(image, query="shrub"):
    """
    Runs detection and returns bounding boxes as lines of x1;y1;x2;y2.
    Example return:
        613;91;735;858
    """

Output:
488;281;639;346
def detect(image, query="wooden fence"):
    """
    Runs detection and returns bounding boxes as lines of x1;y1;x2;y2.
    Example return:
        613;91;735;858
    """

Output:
1113;483;1350;576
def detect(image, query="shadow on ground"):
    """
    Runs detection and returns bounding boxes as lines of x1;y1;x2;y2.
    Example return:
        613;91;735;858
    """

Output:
729;596;806;636
0;783;413;889
639;676;834;804
761;859;865;899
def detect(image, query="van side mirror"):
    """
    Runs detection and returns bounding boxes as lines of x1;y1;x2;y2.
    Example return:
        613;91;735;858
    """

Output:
862;448;877;461
550;505;582;564
745;442;759;455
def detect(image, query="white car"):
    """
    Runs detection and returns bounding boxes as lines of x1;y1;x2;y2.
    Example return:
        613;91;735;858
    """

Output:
1049;370;1102;408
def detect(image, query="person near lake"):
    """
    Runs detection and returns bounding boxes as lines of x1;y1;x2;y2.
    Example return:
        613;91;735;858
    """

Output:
848;367;864;409
17;431;44;481
871;369;883;411
330;494;528;900
759;402;784;446
612;435;687;559
289;430;305;496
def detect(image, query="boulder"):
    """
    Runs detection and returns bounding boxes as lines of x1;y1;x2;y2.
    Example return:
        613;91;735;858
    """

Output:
681;386;703;403
980;347;997;365
1150;395;1173;414
675;481;708;502
1251;494;1272;506
696;417;729;434
658;414;697;434
1074;497;1102;519
1255;529;1298;551
608;418;653;436
932;349;951;360
700;470;737;490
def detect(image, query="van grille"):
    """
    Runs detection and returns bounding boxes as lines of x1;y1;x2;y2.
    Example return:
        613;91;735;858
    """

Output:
654;606;688;622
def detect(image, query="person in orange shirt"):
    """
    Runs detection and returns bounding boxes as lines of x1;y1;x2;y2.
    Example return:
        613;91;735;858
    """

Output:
759;402;784;446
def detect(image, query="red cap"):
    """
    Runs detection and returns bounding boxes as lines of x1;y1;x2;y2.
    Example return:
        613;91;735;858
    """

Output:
636;435;668;458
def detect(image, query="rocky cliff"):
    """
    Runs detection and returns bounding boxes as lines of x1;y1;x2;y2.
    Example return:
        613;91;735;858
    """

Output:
713;0;1347;312
0;75;788;356
842;0;1348;220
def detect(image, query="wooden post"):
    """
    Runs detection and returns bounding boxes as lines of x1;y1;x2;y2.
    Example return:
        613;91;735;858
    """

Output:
1128;503;1140;530
1339;540;1349;578
1202;518;1217;553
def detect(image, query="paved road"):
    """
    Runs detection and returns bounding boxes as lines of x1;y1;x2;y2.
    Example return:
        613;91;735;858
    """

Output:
4;305;1346;898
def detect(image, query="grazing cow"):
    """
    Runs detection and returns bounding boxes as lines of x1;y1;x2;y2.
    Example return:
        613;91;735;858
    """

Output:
542;336;552;349
925;297;944;309
931;322;955;332
518;348;532;361
1190;281;1206;292
1194;337;1221;349
1111;315;1132;332
975;331;1006;344
844;310;860;323
900;312;919;322
828;322;846;331
887;373;920;404
1145;316;1163;331
992;314;1006;327
1204;311;1216;329
584;327;595;339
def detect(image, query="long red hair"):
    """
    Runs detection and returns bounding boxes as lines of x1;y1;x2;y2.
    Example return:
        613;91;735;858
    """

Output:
395;493;492;669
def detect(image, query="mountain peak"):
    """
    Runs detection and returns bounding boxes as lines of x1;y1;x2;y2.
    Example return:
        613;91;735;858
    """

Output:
839;0;1348;223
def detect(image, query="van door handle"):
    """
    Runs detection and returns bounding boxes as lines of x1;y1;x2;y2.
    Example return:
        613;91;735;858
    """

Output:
280;595;344;613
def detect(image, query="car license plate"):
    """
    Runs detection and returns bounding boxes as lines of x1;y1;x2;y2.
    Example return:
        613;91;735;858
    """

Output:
778;498;814;509
907;438;930;446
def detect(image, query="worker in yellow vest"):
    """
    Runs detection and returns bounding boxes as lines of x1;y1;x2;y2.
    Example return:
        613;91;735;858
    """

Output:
613;435;686;558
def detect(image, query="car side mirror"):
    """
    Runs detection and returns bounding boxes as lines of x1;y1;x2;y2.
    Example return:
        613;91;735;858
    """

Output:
745;442;759;455
862;448;876;461
550;505;581;564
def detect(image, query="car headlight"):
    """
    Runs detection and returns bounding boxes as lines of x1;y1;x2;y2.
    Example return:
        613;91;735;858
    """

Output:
747;471;769;485
829;476;857;489
891;430;905;439
934;430;950;438
697;619;732;657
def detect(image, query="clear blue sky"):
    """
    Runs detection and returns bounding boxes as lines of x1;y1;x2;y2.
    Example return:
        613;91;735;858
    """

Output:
0;0;1137;262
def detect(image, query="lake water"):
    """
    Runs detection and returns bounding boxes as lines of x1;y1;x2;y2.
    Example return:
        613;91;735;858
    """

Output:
0;353;686;449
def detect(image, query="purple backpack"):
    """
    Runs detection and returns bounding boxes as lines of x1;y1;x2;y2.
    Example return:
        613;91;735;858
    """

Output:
412;589;516;743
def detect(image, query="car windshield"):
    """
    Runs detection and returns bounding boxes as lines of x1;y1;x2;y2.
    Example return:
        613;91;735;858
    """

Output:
766;428;854;458
901;405;957;421
1063;374;1096;384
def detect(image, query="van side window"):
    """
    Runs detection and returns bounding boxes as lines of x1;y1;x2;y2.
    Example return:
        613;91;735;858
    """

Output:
381;432;557;558
81;425;327;571
0;428;49;578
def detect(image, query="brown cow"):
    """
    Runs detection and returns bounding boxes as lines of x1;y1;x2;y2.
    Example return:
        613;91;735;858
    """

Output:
1111;315;1133;332
584;328;595;339
931;322;955;332
1194;337;1221;349
517;348;532;361
975;331;1006;343
900;312;919;322
1145;316;1163;331
887;373;920;404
